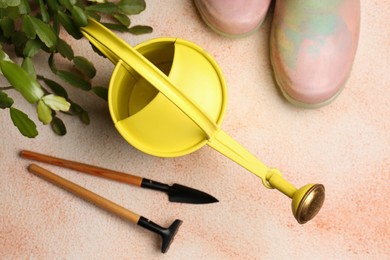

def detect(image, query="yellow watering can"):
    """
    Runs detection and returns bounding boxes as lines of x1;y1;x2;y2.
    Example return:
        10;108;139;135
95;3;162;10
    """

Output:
81;19;325;224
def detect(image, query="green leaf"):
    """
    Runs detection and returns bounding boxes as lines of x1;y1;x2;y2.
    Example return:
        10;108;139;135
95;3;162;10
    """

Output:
70;101;83;113
23;39;41;57
50;116;66;135
56;38;74;60
70;101;89;124
0;17;14;38
0;5;19;19
22;15;36;39
48;53;57;73
80;110;89;124
1;0;20;7
47;0;60;11
56;70;91;90
0;48;12;62
0;60;44;103
42;94;70;111
21;57;36;78
10;107;38;138
73;56;96;78
84;10;101;21
92;86;108;101
52;12;60;34
41;77;68;98
27;15;57;48
85;3;118;14
118;0;146;15
56;11;82;39
38;0;50;23
71;5;88;27
18;0;31;14
37;99;52;124
112;13;131;27
128;25;152;35
102;23;130;32
58;0;72;10
0;90;14;108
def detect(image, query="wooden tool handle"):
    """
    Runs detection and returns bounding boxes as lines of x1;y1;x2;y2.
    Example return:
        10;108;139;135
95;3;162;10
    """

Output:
20;150;143;186
28;164;141;224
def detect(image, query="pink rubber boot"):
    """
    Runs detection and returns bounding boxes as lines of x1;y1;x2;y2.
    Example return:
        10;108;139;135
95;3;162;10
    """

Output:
270;0;360;108
193;0;272;37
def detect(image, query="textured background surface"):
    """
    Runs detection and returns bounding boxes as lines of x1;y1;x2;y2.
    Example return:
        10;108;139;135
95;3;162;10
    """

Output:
1;0;389;259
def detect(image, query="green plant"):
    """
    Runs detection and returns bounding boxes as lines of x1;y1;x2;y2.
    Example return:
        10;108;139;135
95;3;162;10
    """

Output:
0;0;152;137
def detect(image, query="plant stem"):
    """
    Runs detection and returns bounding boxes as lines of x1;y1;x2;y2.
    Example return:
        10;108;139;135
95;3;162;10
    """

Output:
0;86;13;90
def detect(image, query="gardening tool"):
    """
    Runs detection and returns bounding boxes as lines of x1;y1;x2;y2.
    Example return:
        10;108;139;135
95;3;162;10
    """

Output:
27;164;182;253
20;150;218;204
80;19;325;224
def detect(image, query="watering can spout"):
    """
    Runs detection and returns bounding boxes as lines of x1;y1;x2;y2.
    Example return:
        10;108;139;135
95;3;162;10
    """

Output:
209;131;325;224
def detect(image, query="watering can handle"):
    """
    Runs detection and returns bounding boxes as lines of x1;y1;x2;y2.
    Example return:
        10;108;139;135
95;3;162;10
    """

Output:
80;19;218;139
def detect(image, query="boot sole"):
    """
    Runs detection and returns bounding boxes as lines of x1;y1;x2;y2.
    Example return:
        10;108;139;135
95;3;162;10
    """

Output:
194;0;266;38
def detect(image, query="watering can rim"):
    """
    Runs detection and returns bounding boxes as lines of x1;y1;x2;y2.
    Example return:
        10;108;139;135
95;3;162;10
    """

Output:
108;37;228;157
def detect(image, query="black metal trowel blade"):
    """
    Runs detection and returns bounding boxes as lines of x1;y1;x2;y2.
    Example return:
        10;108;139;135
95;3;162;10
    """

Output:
141;179;218;204
168;183;218;204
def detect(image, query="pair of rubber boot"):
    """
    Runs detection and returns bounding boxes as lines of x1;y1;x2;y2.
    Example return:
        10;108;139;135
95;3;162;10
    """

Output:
194;0;360;108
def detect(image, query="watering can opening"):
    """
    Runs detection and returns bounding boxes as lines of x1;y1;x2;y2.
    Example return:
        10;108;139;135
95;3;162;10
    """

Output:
109;41;174;121
108;38;227;158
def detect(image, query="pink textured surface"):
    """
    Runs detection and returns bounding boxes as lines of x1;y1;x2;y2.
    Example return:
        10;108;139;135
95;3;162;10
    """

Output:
1;0;389;258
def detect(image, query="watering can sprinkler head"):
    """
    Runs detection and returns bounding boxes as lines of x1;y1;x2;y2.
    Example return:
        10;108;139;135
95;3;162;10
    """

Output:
266;170;325;224
292;183;325;224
